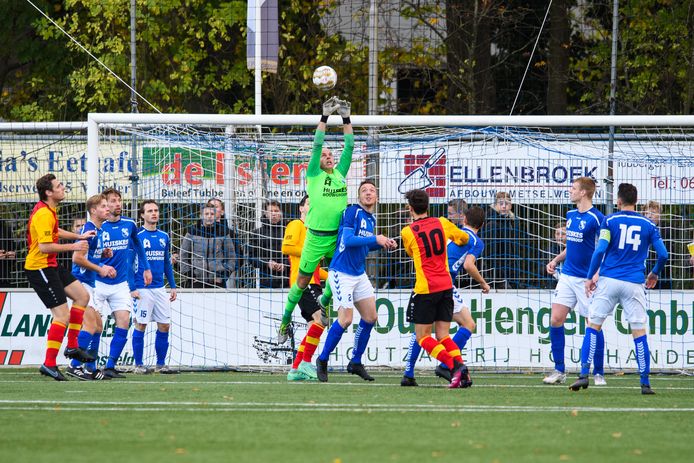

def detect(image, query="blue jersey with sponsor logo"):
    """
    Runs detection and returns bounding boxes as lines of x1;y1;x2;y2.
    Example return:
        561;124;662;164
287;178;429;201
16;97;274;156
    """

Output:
133;228;176;289
596;211;662;283
330;204;380;276
447;227;484;280
96;217;149;285
562;207;604;278
71;220;103;287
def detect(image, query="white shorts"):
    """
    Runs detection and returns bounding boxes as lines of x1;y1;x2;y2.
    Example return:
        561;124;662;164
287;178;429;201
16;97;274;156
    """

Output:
553;274;591;317
93;281;133;316
328;270;374;310
133;287;171;324
589;276;648;329
452;287;466;314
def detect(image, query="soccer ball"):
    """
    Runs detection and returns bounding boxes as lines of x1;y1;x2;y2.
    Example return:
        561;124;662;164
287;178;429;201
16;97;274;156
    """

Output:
312;66;337;91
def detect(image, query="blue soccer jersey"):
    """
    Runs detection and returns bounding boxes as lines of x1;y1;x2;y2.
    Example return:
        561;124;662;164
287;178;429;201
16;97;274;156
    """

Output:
447;227;484;280
588;210;666;284
133;228;176;289
71;220;103;287
96;217;149;285
562;207;604;278
330;204;380;276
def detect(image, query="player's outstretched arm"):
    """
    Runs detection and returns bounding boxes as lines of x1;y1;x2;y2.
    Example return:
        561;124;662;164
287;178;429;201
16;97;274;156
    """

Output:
309;97;341;177
336;99;354;177
58;227;95;241
463;254;490;293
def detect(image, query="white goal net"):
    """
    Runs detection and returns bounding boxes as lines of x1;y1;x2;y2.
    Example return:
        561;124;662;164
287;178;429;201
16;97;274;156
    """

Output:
1;115;693;374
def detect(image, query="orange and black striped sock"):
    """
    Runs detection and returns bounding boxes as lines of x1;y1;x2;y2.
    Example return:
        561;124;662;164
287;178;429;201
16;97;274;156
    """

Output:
44;321;66;367
67;305;86;349
439;336;462;363
292;340;306;369
418;336;454;370
301;323;325;363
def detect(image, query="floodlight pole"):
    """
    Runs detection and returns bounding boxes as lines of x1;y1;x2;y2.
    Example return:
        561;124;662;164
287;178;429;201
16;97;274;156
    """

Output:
130;0;140;217
254;0;262;116
606;0;619;215
254;0;264;228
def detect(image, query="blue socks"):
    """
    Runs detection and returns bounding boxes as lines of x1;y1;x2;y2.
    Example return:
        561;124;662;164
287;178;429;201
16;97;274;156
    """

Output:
350;320;374;364
155;330;170;366
105;327;128;370
593;329;605;375
71;330;94;368
580;327;599;376
549;325;565;373
85;331;101;372
634;335;650;386
318;320;346;362
132;329;145;366
452;327;472;351
404;333;421;379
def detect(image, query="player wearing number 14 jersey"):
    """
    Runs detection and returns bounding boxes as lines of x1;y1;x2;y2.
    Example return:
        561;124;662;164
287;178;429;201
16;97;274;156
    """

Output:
569;183;667;395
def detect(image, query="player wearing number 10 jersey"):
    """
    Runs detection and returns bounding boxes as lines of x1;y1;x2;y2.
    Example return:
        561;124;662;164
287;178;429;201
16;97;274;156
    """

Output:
400;189;471;389
569;183;668;395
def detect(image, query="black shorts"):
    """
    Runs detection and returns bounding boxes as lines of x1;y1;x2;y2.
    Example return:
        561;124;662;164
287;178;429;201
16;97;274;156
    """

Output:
299;284;323;323
25;265;77;309
407;289;453;325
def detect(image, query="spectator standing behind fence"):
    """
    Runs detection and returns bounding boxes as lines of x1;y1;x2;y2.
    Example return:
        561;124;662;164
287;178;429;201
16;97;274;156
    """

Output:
0;220;17;287
180;204;236;288
207;198;247;272
480;192;526;288
643;201;671;289
249;200;288;288
447;199;469;228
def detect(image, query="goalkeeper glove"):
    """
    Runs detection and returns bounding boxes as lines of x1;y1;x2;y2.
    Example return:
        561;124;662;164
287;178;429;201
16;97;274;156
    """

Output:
322;96;340;117
338;99;351;118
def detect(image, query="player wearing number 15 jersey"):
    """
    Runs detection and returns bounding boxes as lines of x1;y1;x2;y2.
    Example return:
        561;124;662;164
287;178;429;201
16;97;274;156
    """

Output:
569;183;667;395
400;189;471;389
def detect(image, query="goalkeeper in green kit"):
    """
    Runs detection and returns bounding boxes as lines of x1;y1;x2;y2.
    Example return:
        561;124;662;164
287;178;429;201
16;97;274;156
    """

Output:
278;96;353;343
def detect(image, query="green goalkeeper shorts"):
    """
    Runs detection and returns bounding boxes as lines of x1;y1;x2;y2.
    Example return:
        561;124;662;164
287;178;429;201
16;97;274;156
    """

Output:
298;230;337;277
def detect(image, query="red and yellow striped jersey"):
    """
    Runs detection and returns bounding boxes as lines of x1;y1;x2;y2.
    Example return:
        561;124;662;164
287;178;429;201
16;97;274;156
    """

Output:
282;219;326;286
401;216;469;294
25;201;59;270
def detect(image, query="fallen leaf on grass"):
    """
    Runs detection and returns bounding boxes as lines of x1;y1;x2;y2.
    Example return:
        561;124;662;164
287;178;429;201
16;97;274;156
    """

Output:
175;448;186;455
451;420;461;427
559;454;571;461
571;410;578;416
632;449;642;455
612;432;622;439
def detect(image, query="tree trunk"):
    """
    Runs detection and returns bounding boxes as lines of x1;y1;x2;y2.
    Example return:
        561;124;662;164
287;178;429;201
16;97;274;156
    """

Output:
547;0;569;114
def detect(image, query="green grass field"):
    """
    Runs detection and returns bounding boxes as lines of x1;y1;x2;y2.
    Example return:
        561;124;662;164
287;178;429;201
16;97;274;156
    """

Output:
0;369;692;463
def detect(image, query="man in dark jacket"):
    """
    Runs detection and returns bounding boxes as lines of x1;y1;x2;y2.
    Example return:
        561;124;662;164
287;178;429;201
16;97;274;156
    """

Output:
180;204;236;288
249;200;288;288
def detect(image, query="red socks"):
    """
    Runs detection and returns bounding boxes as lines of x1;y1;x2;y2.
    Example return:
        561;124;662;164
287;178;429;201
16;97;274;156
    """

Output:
44;321;66;367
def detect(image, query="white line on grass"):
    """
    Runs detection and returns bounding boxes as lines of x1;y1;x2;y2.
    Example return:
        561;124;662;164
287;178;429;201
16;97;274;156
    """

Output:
0;401;693;414
0;379;692;390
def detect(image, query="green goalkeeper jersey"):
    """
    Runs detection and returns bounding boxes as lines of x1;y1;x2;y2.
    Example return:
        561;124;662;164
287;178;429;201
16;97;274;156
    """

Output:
305;129;355;232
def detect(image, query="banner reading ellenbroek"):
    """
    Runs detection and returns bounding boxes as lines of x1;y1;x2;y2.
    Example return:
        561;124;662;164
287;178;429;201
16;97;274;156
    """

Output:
1;290;692;370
